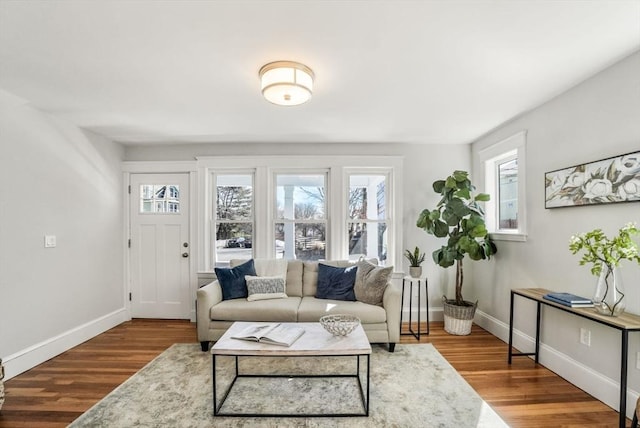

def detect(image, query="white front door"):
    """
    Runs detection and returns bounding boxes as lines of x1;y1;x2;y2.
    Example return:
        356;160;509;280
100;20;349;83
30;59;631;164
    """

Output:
129;173;190;319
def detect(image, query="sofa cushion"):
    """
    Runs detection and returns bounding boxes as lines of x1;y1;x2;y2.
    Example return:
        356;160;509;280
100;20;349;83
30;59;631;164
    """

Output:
215;259;256;300
315;263;357;301
210;297;301;322
297;297;387;324
245;275;287;301
303;260;355;296
354;260;393;306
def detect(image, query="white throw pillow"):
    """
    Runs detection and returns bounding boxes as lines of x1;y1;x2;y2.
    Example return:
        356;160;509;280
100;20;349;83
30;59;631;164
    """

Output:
245;275;288;302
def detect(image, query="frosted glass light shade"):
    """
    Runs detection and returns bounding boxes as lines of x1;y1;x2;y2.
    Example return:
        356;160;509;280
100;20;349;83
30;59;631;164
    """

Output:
259;61;314;106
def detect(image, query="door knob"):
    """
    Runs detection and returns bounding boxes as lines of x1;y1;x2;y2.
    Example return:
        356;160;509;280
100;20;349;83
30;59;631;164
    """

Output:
182;252;189;258
183;242;189;248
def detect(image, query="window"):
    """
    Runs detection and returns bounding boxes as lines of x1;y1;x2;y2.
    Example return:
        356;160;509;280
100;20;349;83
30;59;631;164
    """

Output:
480;131;527;241
214;174;254;265
140;184;180;213
274;173;327;261
198;155;402;271
347;174;389;264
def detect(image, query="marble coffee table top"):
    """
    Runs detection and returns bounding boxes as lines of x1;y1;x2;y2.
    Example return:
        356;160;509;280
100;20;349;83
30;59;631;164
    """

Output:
212;322;372;356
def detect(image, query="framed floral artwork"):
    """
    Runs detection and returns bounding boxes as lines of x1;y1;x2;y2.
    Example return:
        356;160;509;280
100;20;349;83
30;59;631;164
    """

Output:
545;151;640;208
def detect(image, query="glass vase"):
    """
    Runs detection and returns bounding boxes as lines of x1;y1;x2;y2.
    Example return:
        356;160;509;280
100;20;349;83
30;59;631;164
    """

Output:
593;263;625;317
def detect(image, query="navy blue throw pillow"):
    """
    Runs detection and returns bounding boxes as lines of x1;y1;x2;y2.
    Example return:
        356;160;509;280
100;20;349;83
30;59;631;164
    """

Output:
315;263;357;301
215;259;257;300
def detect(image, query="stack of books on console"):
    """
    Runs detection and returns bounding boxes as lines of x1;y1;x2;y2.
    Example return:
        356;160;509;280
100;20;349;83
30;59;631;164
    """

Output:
543;292;594;308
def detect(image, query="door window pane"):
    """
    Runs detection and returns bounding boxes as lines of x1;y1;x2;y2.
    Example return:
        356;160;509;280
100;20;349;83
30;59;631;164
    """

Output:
140;185;180;214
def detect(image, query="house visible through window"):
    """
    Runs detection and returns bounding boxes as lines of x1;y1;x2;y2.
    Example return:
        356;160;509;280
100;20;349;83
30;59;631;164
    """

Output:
498;157;518;230
214;174;253;264
480;131;527;241
140;184;180;213
275;173;327;261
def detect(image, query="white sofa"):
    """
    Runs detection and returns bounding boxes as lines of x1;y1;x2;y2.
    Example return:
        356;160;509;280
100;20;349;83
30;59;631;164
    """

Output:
197;259;401;352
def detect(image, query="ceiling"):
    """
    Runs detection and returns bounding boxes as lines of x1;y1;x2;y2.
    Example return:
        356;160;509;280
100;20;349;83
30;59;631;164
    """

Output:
0;1;639;146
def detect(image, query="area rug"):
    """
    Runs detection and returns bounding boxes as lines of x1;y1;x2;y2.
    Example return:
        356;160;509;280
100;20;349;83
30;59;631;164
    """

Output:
69;343;508;427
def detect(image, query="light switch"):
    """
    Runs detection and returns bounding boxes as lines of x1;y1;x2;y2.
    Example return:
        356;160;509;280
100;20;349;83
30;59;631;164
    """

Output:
44;235;56;248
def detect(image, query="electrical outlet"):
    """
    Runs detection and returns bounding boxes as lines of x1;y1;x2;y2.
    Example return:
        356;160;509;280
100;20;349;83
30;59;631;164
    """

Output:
44;235;56;248
636;352;640;370
580;328;591;346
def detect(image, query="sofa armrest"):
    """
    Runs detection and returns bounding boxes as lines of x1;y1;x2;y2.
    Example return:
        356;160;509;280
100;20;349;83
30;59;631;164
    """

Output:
196;280;222;341
382;282;401;343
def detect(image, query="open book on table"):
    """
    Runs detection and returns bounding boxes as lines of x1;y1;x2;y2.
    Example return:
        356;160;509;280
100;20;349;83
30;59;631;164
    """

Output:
231;323;305;347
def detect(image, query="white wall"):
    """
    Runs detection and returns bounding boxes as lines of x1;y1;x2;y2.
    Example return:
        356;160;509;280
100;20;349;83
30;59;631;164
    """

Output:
125;142;471;322
471;51;640;416
0;90;127;379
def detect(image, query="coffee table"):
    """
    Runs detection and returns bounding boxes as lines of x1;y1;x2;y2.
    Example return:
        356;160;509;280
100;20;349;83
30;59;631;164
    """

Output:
211;321;372;417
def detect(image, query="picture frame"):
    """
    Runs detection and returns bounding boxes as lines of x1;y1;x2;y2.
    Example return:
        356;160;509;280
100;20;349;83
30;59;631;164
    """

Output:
545;150;640;209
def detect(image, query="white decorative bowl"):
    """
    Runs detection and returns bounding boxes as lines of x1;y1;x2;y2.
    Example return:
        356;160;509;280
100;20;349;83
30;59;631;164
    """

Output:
319;314;360;336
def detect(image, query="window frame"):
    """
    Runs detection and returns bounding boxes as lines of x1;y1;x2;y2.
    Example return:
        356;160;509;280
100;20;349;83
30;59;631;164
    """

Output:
345;171;392;264
197;156;403;271
479;131;527;242
273;170;329;261
211;170;256;266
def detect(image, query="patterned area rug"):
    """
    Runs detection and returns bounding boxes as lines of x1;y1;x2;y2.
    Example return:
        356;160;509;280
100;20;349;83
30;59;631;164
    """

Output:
70;343;508;427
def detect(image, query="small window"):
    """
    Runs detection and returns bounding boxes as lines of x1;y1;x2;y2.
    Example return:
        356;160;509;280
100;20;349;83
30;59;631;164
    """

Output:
480;131;527;241
140;185;180;214
274;173;327;260
214;174;254;265
347;174;388;263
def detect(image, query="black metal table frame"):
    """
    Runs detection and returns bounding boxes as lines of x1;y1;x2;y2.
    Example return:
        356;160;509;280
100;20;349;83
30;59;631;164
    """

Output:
508;290;638;428
400;277;429;339
212;353;370;417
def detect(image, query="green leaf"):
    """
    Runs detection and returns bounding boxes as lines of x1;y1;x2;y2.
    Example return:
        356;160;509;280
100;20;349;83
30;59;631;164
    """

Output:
452;170;468;182
416;209;431;228
433;180;446;193
445;176;457;189
475;193;490;202
455;188;471;200
434;220;450;237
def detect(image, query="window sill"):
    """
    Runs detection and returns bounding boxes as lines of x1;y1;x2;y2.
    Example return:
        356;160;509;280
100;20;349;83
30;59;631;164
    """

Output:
489;232;527;242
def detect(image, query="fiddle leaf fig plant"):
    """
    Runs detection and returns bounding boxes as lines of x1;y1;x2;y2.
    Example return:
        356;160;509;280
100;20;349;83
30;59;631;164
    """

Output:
417;170;497;305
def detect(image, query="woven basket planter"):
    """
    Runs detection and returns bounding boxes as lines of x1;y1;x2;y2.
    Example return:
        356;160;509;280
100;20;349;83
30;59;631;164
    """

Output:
0;358;4;411
442;298;477;336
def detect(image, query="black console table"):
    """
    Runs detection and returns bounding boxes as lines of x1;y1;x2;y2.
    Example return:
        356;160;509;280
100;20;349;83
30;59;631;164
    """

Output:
508;288;640;428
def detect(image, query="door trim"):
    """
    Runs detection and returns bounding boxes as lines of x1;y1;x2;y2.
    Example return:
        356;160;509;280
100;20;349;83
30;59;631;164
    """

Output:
123;164;198;322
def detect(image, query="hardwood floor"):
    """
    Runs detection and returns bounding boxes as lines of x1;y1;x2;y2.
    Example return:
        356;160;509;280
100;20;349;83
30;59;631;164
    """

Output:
0;319;630;427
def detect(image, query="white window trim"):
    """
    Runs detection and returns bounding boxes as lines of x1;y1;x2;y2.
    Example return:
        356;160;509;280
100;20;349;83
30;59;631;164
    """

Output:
195;155;403;271
479;131;527;242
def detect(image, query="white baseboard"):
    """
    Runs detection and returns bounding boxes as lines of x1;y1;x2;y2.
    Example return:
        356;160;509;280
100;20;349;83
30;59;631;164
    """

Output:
2;308;129;380
402;306;443;323
475;309;639;420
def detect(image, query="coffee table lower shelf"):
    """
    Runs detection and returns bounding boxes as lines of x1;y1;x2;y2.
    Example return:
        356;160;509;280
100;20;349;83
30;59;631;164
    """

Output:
212;354;370;417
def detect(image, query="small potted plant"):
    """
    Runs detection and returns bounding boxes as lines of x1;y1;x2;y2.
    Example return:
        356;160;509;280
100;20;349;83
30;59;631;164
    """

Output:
569;222;640;316
404;246;426;278
417;170;497;335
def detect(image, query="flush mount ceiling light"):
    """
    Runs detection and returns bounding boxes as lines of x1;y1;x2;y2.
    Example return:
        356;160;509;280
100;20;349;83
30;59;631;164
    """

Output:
259;61;314;106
